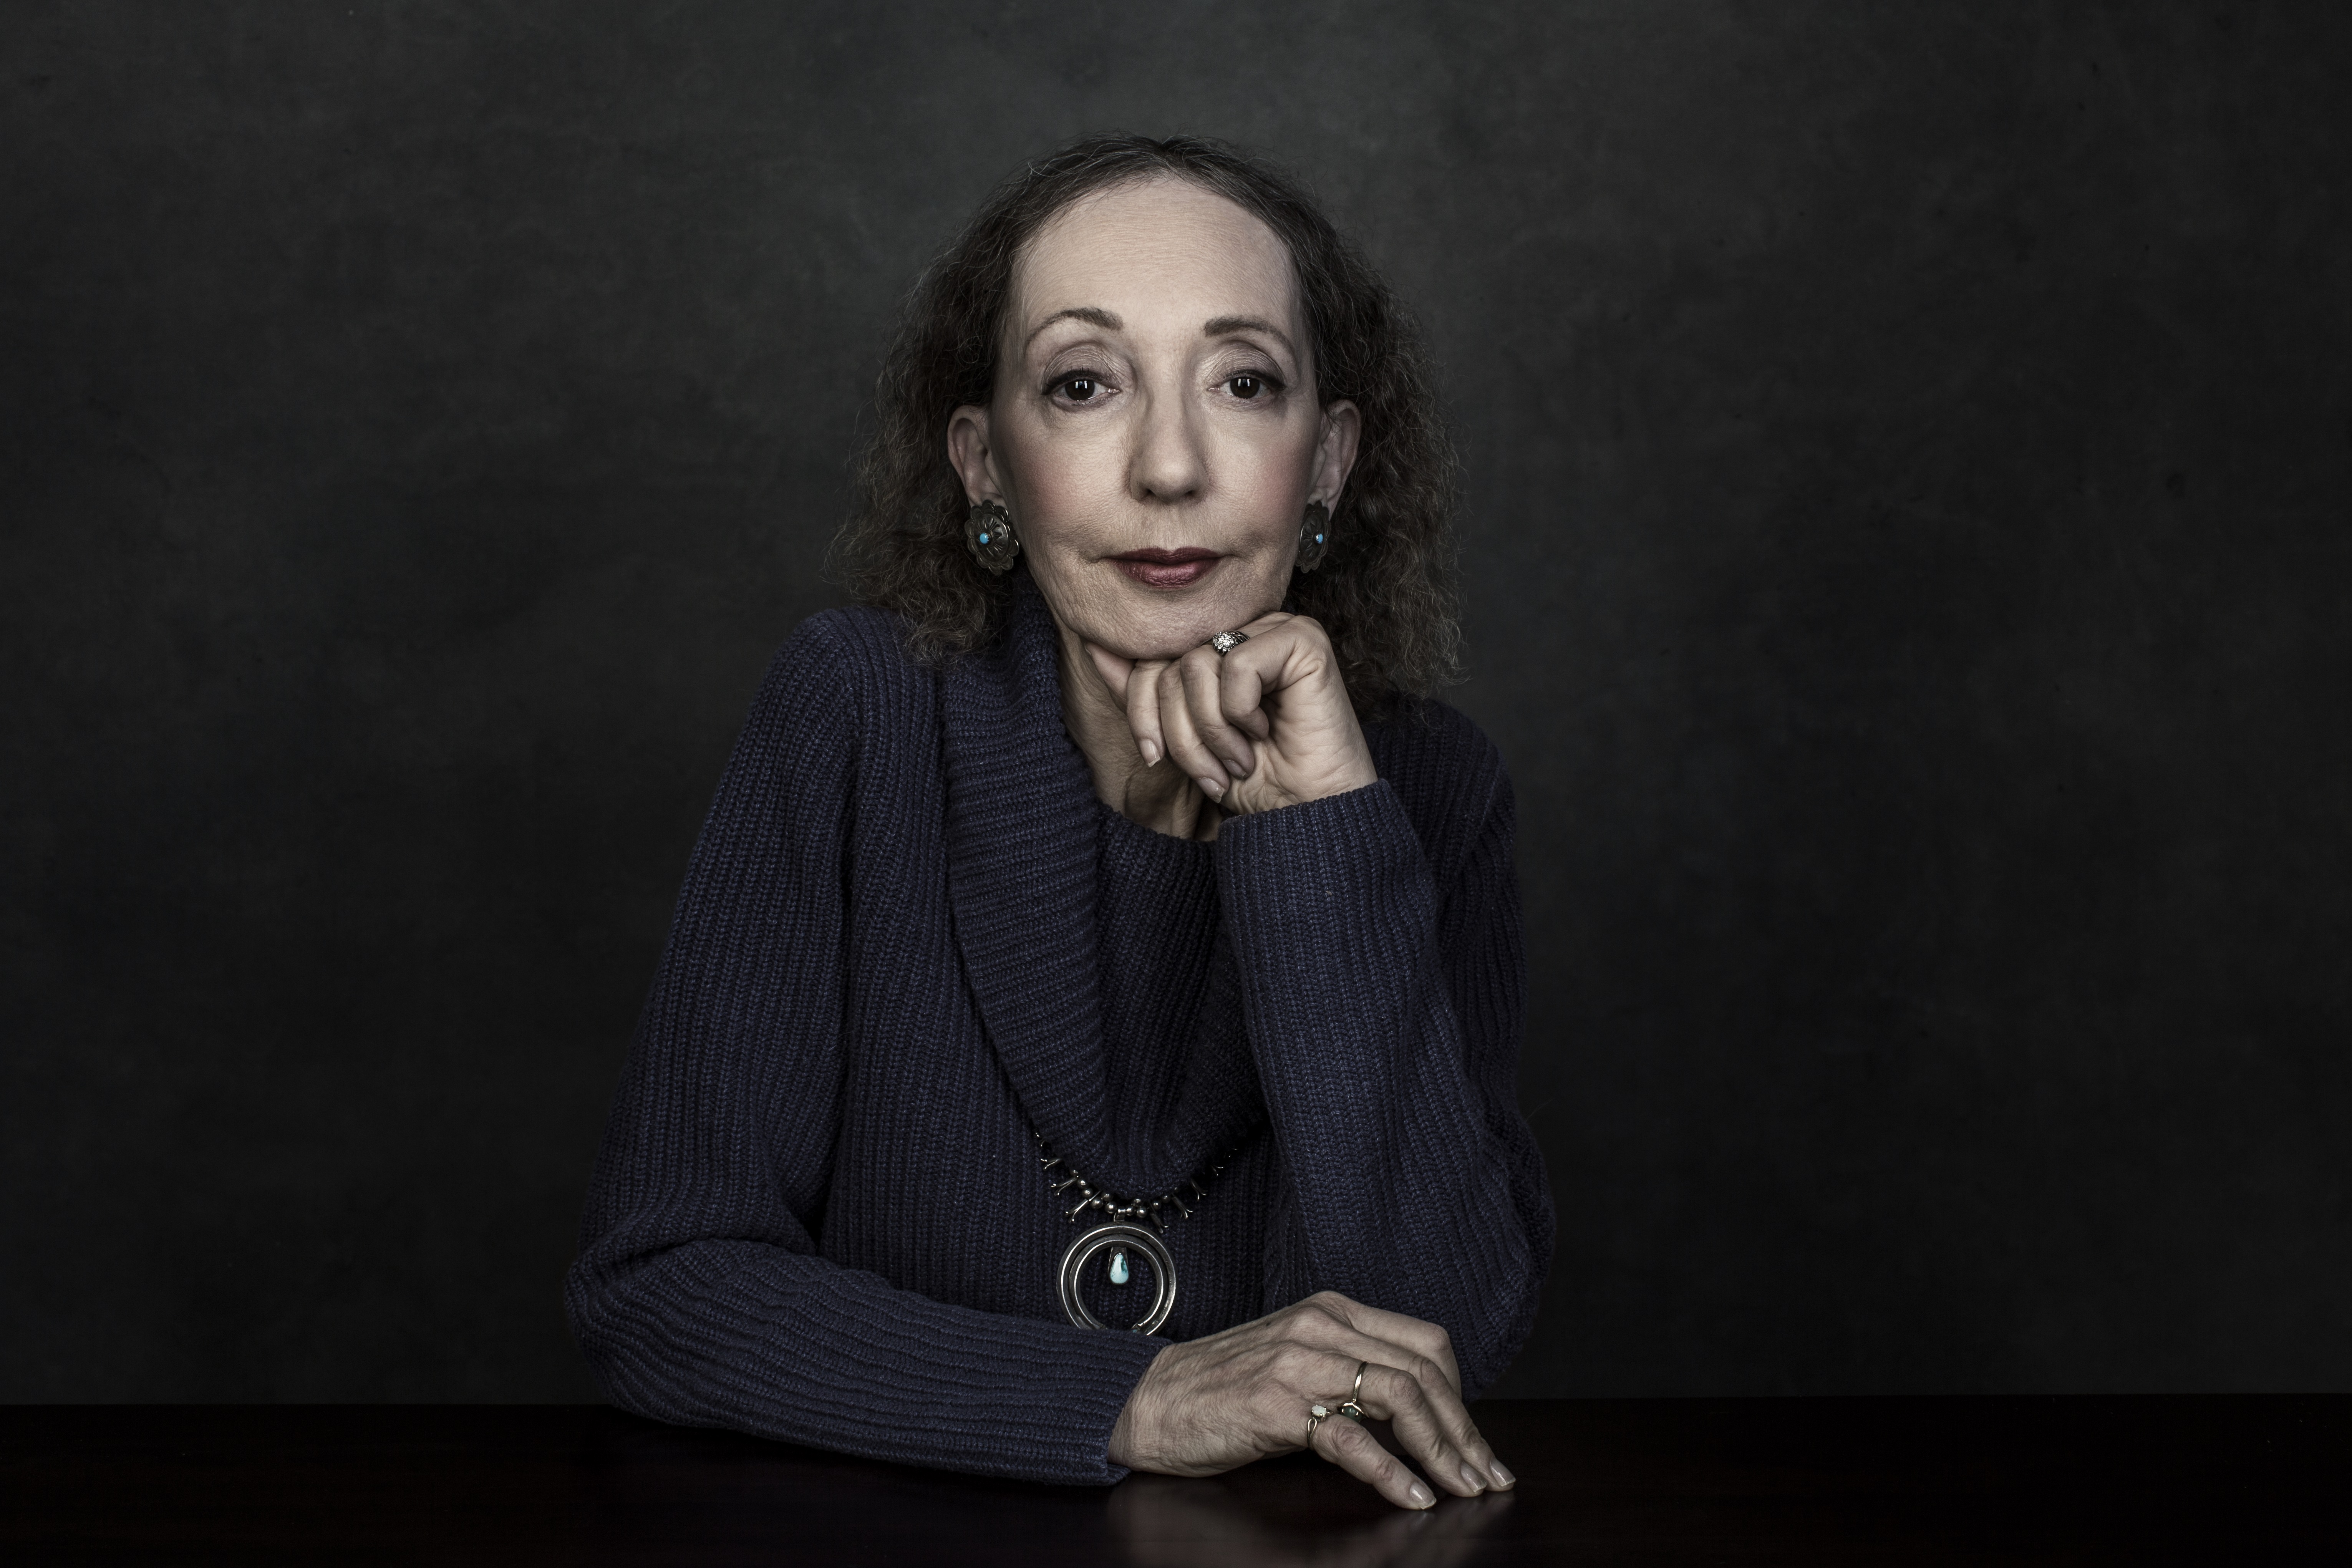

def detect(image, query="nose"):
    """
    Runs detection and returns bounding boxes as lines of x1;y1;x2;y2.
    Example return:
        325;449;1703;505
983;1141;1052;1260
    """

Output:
1126;383;1206;505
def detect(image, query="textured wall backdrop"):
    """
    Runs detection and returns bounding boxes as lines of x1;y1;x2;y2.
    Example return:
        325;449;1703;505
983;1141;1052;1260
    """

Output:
5;1;2347;1402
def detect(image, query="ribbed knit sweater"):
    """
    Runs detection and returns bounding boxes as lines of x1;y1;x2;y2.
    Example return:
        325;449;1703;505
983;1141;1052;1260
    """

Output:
565;578;1553;1485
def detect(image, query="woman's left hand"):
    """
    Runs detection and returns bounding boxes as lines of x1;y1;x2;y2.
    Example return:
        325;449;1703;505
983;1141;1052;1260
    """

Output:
1087;612;1377;815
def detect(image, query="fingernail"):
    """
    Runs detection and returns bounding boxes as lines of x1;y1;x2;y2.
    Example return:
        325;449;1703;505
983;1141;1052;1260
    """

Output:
1406;1481;1434;1508
1195;775;1226;800
1139;739;1160;766
1487;1460;1515;1488
1222;756;1250;779
1459;1462;1487;1493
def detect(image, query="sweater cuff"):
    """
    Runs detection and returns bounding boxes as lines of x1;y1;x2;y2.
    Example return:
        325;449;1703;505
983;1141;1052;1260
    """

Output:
1214;780;1428;929
1055;1326;1170;1484
735;1264;1173;1485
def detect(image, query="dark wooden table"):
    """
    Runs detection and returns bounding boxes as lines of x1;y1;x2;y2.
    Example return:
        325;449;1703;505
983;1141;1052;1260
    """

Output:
2;1397;2343;1564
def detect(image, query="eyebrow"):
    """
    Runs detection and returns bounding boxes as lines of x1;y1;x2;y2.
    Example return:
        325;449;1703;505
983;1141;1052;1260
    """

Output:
1019;307;1301;360
1201;314;1299;359
1023;306;1121;349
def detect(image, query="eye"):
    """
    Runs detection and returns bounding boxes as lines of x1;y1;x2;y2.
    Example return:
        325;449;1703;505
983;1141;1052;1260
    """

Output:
1228;374;1266;400
1052;373;1102;403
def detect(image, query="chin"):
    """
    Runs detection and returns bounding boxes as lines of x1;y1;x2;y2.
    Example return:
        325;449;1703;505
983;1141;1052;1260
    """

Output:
1096;624;1207;663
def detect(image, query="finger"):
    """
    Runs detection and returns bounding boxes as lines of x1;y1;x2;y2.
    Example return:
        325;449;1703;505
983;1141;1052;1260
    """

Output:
1121;659;1171;767
1344;1339;1502;1492
1223;658;1279;743
1266;1328;1480;1497
1215;638;1274;744
1369;1352;1505;1493
1288;1345;1481;1498
1287;1296;1460;1400
1218;611;1301;734
1225;612;1306;743
1156;671;1226;801
1286;1299;1504;1490
1314;1293;1465;1396
1354;1362;1493;1499
1178;650;1257;781
1312;1404;1436;1510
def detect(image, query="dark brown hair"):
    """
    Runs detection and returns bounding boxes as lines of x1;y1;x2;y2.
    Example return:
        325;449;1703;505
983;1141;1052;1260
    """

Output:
831;133;1460;706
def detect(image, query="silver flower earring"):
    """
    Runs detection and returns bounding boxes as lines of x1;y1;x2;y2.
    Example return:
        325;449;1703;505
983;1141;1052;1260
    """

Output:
1295;501;1332;572
966;500;1021;573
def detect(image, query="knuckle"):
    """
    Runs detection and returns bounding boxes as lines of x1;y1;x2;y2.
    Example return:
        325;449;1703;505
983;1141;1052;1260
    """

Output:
1389;1369;1435;1414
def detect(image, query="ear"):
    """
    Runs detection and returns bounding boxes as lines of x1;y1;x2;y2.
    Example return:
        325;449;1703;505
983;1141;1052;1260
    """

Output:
1311;399;1362;512
947;404;1005;507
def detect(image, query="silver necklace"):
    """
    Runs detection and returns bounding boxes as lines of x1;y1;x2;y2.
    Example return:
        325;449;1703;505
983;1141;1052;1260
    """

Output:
1036;1134;1232;1334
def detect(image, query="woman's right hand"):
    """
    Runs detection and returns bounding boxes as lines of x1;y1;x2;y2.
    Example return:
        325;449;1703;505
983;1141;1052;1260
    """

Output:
1106;1291;1516;1509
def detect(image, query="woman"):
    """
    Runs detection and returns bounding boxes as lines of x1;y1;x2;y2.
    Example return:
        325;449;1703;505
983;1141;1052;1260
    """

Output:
567;134;1552;1511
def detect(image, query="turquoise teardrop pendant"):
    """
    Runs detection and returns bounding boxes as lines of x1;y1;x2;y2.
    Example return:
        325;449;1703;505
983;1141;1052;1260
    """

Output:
1109;1249;1129;1285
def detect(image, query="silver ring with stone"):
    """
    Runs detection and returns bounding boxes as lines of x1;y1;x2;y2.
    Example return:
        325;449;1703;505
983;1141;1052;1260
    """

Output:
1305;1402;1332;1446
1209;630;1249;656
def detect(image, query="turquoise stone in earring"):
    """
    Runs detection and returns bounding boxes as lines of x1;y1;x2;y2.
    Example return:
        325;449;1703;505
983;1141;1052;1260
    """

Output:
1296;500;1332;572
965;499;1021;573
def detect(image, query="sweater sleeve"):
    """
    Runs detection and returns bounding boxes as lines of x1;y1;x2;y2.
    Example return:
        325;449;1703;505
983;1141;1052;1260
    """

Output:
563;618;1165;1484
1215;729;1553;1398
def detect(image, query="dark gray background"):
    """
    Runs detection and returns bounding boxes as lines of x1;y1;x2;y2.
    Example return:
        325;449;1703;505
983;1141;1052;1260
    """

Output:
5;0;2347;1403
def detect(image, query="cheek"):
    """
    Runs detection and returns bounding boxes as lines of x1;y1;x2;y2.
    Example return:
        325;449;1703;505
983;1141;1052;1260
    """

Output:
1218;424;1320;528
997;419;1124;540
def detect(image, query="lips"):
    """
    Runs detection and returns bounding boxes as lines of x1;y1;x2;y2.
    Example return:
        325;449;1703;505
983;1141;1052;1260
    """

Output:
1109;548;1221;589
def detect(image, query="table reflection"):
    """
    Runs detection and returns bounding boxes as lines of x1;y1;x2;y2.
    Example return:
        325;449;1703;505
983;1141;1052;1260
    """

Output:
1109;1473;1513;1568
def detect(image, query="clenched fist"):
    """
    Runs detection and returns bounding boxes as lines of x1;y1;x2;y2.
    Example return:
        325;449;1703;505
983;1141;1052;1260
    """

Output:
1085;612;1377;816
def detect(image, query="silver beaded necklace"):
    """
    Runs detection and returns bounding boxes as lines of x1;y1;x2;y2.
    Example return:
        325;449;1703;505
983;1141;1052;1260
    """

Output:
1035;1134;1235;1335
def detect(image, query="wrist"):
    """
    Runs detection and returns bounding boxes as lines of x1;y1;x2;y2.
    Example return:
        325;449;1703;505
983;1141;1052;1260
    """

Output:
1107;1400;1135;1469
1236;758;1378;814
1107;1344;1169;1469
1307;756;1380;801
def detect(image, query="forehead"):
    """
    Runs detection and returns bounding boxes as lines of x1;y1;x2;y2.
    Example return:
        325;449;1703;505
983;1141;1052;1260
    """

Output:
1010;177;1301;342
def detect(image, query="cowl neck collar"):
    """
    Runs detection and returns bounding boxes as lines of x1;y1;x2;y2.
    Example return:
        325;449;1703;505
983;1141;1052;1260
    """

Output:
938;573;1259;1195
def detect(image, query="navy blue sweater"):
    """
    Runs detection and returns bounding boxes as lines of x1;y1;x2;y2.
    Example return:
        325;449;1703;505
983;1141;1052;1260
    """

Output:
566;581;1553;1484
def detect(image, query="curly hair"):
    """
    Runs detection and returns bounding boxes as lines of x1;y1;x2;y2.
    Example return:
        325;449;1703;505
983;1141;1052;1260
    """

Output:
831;133;1461;708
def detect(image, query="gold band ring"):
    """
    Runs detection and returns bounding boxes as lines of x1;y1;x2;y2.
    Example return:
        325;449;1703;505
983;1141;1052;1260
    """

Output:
1336;1359;1369;1422
1308;1362;1372;1446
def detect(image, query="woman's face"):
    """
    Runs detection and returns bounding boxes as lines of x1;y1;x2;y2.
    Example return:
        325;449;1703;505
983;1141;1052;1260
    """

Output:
948;177;1359;662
